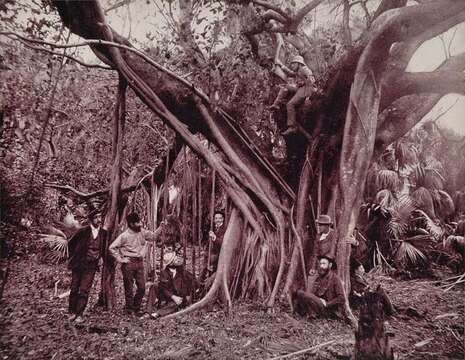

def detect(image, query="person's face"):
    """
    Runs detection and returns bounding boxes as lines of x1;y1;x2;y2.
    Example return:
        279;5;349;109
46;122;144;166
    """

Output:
214;213;224;229
171;255;183;267
355;264;365;276
290;62;299;71
317;258;331;275
317;223;330;234
129;221;142;232
90;214;102;228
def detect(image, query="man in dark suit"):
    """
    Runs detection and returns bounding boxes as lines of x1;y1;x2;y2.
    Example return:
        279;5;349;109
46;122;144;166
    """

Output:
150;252;198;318
67;210;107;323
200;210;226;284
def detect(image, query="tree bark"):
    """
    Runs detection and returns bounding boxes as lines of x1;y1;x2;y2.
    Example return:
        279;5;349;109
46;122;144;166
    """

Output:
100;77;127;310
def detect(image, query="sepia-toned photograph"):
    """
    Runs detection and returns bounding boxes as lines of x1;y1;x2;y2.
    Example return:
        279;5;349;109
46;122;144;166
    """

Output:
0;0;464;359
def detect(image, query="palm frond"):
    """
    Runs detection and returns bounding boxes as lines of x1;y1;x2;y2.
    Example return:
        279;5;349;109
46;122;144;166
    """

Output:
423;168;444;190
375;189;395;208
395;141;419;168
376;169;401;194
433;190;455;220
394;241;426;268
411;187;436;220
412;209;444;241
40;234;68;263
43;225;67;238
385;195;416;239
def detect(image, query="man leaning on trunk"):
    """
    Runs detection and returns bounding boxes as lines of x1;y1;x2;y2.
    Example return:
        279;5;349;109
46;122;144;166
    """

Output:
109;212;165;316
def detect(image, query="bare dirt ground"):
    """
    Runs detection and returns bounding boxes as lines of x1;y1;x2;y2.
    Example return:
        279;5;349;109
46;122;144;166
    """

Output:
0;258;463;360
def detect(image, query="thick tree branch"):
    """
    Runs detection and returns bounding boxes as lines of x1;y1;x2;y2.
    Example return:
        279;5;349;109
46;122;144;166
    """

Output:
251;0;290;20
387;70;465;99
382;52;465;109
374;94;442;157
388;10;465;74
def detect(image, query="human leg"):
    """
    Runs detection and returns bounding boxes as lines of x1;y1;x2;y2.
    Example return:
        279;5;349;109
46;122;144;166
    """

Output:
283;86;306;135
294;290;326;318
121;262;136;310
74;267;97;316
69;269;81;315
132;261;146;312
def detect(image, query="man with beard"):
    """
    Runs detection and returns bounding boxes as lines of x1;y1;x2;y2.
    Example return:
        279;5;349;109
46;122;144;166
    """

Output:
292;255;345;319
67;210;107;323
200;211;226;284
109;212;165;315
149;252;198;319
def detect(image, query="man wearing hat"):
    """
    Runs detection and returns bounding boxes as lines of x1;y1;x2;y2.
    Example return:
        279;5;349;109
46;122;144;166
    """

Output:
270;54;316;135
292;254;345;319
310;214;337;271
109;212;166;315
67;209;107;323
150;252;197;318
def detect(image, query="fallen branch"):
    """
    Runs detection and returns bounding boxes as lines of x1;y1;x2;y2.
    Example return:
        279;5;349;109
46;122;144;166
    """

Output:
267;339;337;360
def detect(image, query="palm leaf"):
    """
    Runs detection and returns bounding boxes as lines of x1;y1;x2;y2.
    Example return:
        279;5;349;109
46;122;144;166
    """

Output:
423;168;444;190
411;187;436;220
411;209;444;241
376;169;401;193
395;141;418;168
375;189;395;208
395;241;426;268
40;234;69;263
433;190;455;220
386;195;417;239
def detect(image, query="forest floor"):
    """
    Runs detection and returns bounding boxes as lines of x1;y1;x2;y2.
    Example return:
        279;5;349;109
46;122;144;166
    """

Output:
0;256;463;360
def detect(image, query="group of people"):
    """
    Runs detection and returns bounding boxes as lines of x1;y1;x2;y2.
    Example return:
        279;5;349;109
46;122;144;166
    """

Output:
66;210;226;323
291;214;391;321
66;208;383;324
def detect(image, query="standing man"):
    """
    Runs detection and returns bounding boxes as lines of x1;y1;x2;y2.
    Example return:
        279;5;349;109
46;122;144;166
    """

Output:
309;214;337;273
200;210;226;283
292;255;345;319
68;210;107;323
109;212;164;315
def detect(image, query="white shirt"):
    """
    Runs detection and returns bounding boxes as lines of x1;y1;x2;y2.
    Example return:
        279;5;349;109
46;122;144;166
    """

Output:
90;225;100;239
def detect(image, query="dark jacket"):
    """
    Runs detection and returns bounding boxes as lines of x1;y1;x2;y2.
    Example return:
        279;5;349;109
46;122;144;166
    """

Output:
315;229;337;260
211;225;226;256
159;266;198;303
350;273;369;297
67;226;108;270
311;270;345;310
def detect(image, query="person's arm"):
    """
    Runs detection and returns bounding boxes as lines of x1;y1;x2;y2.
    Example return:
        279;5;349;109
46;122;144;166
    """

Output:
142;222;166;243
280;63;296;77
67;228;85;257
108;234;127;263
326;275;346;308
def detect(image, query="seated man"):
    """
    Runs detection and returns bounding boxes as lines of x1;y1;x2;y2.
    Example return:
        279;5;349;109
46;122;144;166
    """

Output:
292;255;345;319
349;258;370;309
270;55;316;136
150;252;198;318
